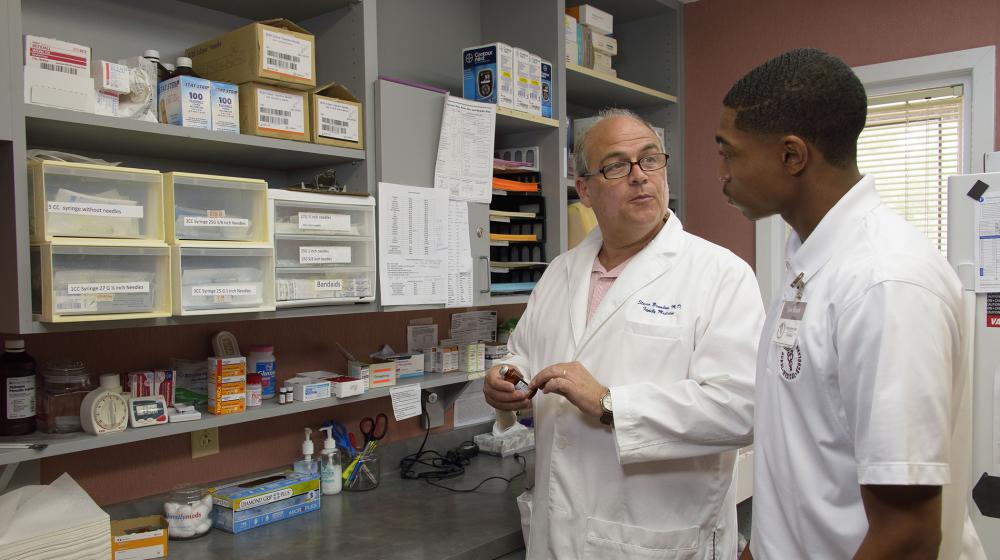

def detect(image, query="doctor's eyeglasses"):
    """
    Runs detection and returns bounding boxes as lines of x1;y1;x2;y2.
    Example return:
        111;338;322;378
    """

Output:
582;152;669;180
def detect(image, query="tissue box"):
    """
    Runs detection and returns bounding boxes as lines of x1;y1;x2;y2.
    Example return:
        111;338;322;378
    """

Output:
284;377;331;402
111;515;169;560
211;470;321;534
474;429;535;458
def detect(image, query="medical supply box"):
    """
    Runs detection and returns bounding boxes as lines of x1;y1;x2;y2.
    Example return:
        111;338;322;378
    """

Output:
540;59;552;118
462;42;515;109
173;246;276;315
23;35;96;113
211;470;321;534
158;75;213;129
284;377;331;402
31;244;172;323
164;172;269;244
110;515;169;560
349;360;396;389
207;356;246;415
186;19;316;90
390;352;425;379
310;82;364;149
239;82;311;142
269;189;376;307
29;160;165;243
566;4;614;35
211;81;240;134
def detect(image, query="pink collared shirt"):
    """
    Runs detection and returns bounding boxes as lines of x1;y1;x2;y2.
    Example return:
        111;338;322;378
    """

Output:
587;254;634;325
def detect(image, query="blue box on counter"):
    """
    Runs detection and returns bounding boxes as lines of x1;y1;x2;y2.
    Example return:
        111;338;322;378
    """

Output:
211;470;320;534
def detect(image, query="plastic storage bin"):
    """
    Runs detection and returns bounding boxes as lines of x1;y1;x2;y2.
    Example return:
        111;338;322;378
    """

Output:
31;244;171;322
269;190;374;237
165;172;269;244
274;268;374;306
275;237;372;268
173;246;275;314
29;160;164;242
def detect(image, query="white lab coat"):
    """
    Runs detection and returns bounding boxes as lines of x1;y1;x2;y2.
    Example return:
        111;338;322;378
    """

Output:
503;215;764;559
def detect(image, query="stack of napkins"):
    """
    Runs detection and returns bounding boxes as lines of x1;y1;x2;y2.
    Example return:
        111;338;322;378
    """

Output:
0;473;110;560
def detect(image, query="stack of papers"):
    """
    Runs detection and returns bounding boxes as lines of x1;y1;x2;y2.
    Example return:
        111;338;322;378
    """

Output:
0;473;111;560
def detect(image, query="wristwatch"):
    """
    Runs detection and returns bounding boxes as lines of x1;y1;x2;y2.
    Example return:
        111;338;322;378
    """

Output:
600;389;613;425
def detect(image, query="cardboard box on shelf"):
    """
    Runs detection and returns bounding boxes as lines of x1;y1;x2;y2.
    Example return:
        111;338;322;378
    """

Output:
310;82;363;149
589;31;618;56
564;13;578;43
92;60;130;94
462;42;516;110
211;82;240;134
566;4;614;35
23;36;95;113
186;19;316;90
239;82;310;142
158;75;213;129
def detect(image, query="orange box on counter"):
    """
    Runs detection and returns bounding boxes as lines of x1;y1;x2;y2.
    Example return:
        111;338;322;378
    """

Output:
111;516;168;560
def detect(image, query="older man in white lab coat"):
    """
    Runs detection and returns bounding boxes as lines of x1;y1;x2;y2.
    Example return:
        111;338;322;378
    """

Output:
484;109;765;559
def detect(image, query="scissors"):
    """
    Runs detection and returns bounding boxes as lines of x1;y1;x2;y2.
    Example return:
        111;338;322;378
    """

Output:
359;413;388;446
325;421;358;456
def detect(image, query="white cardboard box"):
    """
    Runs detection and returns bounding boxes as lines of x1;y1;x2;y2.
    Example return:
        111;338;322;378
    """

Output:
24;65;95;112
514;48;533;114
92;60;130;94
564;14;578;43
158;75;212;129
211;82;240;133
566;5;614;35
24;35;90;74
528;52;542;116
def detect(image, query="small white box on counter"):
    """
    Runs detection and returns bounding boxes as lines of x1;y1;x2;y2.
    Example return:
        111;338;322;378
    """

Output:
284;377;331;402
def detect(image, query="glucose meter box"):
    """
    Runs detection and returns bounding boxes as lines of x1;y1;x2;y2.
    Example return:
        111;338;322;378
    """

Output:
462;42;515;109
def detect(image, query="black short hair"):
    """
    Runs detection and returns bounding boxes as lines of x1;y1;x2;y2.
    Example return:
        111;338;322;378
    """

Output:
723;48;867;167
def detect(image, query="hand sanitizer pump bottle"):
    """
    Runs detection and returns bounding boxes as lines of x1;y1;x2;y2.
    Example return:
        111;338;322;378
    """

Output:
319;426;343;495
293;427;319;475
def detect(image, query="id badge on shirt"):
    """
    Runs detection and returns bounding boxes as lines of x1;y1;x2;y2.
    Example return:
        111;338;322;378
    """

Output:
772;300;807;348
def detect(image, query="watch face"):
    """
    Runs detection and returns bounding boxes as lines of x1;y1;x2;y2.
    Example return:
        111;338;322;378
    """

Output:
601;392;612;412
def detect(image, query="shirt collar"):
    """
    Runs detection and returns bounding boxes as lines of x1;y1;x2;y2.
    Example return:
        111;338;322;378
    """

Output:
786;175;881;287
591;254;633;277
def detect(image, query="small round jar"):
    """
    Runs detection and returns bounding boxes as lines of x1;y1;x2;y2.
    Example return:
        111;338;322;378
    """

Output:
38;360;93;433
163;486;213;540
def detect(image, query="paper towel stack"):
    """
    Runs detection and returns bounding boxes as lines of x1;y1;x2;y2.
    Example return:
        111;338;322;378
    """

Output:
0;473;110;560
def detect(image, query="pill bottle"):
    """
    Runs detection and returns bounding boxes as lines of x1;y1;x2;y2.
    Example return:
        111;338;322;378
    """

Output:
500;365;536;398
247;372;262;407
248;346;277;399
0;340;37;436
164;486;213;540
173;57;200;78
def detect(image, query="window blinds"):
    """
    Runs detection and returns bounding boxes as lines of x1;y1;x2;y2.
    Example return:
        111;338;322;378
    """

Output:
858;85;963;256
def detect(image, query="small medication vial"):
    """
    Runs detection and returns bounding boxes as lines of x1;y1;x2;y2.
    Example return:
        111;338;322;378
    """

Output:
499;365;536;398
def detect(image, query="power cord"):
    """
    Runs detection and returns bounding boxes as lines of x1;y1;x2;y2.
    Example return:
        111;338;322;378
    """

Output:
399;412;528;493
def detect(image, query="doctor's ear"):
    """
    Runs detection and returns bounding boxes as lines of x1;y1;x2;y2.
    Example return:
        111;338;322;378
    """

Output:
781;135;808;176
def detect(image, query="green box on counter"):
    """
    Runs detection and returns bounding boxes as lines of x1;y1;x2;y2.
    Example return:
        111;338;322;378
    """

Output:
211;470;320;533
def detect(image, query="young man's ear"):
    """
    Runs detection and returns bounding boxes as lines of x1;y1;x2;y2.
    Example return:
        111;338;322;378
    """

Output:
781;135;809;176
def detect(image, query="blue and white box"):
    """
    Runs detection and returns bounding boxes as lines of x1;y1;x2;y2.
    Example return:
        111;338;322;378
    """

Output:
462;42;514;110
529;52;542;116
540;59;552;118
212;470;321;534
211;82;239;134
158;75;212;129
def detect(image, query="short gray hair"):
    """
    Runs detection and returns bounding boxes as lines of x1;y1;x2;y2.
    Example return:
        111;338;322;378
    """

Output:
573;108;664;177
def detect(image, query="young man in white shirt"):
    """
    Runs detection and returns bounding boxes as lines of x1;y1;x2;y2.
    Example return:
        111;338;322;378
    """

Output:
484;110;765;559
716;48;985;559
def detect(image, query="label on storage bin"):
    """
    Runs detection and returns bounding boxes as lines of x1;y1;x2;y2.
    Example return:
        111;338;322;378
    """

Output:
257;88;305;134
182;216;249;227
262;29;313;80
317;98;359;141
191;285;258;297
67;282;150;294
47;201;144;218
299;246;351;265
314;279;344;291
298;212;350;232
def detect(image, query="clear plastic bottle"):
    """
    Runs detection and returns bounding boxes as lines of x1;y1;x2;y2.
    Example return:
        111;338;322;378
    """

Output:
319;427;343;495
0;340;37;436
142;49;170;83
293;427;319;475
164;485;213;540
173;57;200;78
38;360;92;433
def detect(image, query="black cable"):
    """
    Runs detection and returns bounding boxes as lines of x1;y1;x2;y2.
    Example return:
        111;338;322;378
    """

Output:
399;412;528;492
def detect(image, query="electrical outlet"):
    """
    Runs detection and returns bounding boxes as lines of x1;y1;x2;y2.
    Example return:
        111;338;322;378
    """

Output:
191;427;220;459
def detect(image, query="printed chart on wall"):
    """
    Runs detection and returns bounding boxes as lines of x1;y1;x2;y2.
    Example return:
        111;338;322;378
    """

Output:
377;182;448;306
433;95;496;203
975;190;1000;292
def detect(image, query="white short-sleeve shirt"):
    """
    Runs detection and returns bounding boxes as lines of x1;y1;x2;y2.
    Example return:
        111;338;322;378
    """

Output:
750;175;970;558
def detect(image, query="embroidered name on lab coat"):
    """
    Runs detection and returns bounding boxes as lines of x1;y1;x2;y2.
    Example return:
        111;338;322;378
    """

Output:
637;299;682;316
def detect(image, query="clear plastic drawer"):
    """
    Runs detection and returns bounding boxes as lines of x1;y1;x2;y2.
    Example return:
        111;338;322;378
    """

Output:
275;268;375;307
29;161;164;242
31;244;171;322
275;236;373;268
269;190;374;237
165;172;269;244
173;247;275;314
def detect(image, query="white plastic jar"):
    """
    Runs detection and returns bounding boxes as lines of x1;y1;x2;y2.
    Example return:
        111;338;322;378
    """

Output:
164;486;213;539
247;345;277;400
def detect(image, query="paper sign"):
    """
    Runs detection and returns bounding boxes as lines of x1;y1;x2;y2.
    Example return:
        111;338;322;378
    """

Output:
298;212;350;232
48;201;143;218
389;384;422;421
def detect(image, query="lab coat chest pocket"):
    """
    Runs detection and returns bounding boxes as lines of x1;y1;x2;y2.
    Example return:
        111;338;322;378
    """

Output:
621;319;686;379
584;517;699;559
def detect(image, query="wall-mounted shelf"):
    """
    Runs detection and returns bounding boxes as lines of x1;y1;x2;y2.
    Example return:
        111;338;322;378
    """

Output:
177;0;354;21
0;370;479;466
24;105;365;170
566;64;677;108
496;107;560;135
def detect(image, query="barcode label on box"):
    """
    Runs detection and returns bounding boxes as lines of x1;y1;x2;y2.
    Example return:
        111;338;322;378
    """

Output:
298;212;351;232
182;216;249;228
192;285;258;297
316;98;359;142
54;296;97;312
257;89;305;134
68;282;150;295
38;62;79;75
262;29;312;80
299;246;351;264
314;279;344;291
48;201;144;218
